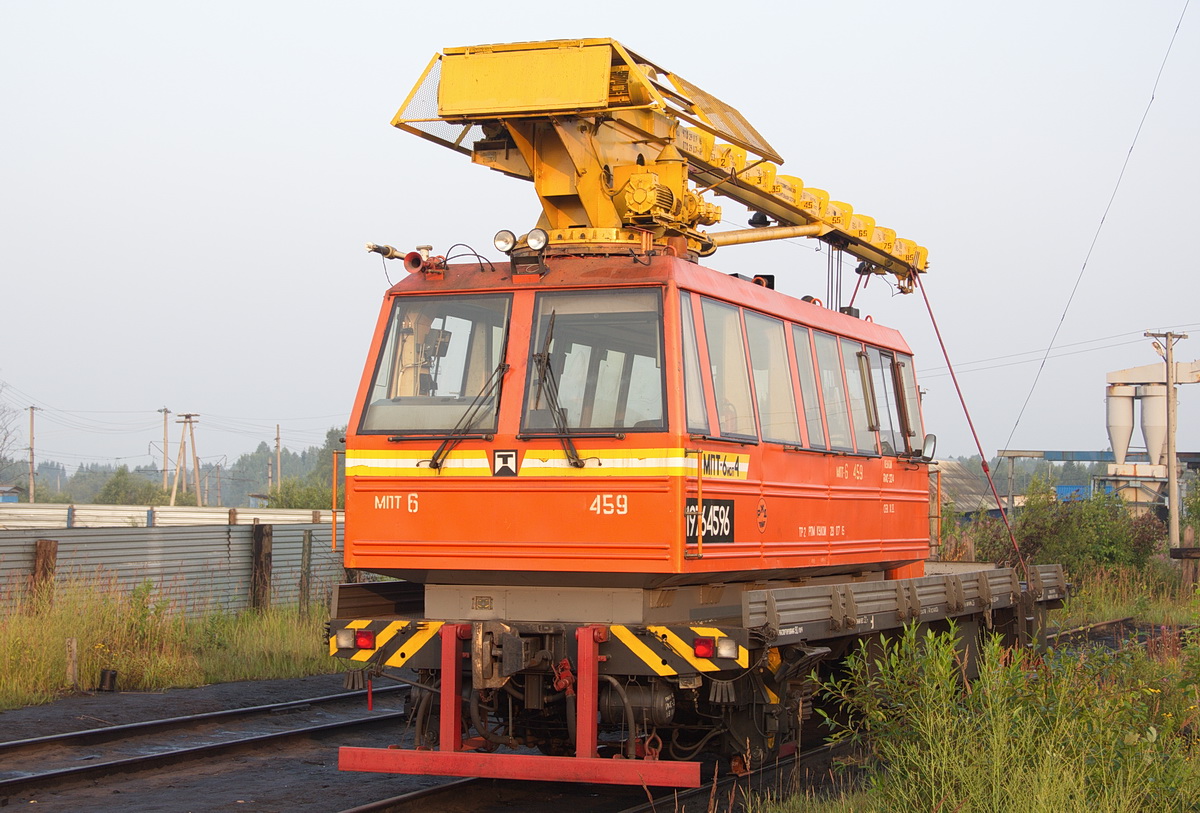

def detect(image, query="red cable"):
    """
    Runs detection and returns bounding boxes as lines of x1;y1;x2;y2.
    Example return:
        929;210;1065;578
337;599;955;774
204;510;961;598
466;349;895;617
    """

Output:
914;274;1029;580
847;270;867;309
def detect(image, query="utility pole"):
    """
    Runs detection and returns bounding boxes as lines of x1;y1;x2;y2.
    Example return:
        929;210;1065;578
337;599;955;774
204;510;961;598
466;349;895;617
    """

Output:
170;418;188;506
181;414;202;508
158;407;171;491
275;424;282;493
1146;331;1188;549
27;406;39;503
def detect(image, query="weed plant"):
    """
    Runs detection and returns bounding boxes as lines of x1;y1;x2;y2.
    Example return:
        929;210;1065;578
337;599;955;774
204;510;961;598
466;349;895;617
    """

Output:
1058;563;1199;628
0;572;340;710
766;624;1200;813
967;480;1167;576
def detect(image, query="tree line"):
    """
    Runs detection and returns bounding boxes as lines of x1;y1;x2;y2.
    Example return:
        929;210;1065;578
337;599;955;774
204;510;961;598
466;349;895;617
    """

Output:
0;427;346;510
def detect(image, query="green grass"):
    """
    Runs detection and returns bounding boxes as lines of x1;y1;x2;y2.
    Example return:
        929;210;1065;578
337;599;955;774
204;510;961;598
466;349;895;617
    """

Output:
763;622;1200;813
0;573;341;710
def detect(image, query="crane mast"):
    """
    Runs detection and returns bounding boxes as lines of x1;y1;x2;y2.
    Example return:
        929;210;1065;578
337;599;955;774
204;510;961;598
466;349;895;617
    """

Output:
393;38;927;290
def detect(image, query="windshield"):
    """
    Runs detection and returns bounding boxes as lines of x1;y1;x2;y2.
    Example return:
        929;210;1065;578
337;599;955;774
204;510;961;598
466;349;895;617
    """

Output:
522;289;665;433
360;293;512;434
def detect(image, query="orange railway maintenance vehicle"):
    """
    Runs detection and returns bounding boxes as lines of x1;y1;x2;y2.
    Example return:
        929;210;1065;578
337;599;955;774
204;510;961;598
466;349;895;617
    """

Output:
329;39;1065;787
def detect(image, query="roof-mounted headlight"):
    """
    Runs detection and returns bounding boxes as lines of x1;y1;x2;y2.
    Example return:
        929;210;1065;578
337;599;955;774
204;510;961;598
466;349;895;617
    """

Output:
526;228;549;252
493;229;517;254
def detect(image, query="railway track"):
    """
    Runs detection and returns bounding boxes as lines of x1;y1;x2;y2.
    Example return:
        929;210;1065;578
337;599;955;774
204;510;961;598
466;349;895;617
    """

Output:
0;685;410;801
1047;617;1198;653
335;743;849;813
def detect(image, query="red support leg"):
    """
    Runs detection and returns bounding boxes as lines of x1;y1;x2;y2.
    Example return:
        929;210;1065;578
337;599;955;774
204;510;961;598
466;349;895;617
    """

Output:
574;625;606;759
439;623;466;752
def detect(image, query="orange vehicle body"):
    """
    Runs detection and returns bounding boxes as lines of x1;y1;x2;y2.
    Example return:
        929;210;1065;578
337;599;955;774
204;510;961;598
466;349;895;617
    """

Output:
342;252;928;588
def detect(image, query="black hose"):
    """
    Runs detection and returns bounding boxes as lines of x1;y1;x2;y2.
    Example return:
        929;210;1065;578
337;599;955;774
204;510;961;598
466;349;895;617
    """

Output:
668;726;725;760
598;675;638;759
412;680;437;748
566;691;576;745
470;689;519;748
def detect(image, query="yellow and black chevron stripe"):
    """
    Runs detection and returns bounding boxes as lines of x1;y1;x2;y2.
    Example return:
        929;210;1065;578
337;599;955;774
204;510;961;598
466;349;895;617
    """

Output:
607;624;750;676
329;619;444;669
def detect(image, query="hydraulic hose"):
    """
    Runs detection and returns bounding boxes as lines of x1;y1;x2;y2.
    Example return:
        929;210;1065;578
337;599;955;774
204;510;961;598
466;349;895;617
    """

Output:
598;675;638;759
470;689;519;749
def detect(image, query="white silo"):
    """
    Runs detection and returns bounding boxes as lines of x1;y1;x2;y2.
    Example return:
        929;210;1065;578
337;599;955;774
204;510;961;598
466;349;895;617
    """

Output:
1106;384;1136;465
1137;384;1168;466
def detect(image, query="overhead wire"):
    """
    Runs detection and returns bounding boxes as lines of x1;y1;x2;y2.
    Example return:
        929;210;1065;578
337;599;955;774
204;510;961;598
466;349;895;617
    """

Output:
1001;0;1191;451
919;338;1158;378
917;323;1200;376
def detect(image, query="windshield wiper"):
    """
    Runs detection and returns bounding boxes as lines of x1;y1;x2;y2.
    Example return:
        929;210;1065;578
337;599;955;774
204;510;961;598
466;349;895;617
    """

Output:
532;312;584;468
428;361;509;470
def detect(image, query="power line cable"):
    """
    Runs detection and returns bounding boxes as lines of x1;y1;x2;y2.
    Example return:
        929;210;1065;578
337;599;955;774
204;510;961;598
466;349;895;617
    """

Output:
1002;1;1190;451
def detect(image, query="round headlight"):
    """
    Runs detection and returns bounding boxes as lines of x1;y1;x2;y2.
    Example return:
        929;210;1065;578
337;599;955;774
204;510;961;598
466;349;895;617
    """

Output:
526;228;549;252
493;229;517;253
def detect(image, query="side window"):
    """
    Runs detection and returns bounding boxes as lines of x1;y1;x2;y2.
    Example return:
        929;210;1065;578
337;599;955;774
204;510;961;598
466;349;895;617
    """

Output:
813;332;853;451
868;347;905;454
701;299;757;440
840;338;877;454
791;327;827;450
679;292;709;434
745;312;800;444
896;353;924;441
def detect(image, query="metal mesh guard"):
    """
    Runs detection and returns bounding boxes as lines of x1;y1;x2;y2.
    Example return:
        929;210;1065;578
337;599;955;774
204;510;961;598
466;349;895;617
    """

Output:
670;73;782;164
395;57;486;155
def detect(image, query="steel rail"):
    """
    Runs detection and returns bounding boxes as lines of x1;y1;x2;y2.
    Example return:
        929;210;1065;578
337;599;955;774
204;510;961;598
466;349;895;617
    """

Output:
617;743;845;813
0;691;409;799
336;778;481;813
333;744;847;813
0;684;406;754
1045;616;1135;645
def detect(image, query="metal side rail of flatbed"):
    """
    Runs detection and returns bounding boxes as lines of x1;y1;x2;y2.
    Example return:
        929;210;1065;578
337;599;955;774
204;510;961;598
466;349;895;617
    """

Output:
744;564;1067;650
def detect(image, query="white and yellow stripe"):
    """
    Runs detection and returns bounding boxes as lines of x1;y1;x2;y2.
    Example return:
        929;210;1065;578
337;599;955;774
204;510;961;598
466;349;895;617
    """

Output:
345;448;750;479
345;449;491;477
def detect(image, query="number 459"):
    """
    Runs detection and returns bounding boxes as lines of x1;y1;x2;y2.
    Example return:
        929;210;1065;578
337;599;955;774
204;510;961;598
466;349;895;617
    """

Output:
590;494;628;515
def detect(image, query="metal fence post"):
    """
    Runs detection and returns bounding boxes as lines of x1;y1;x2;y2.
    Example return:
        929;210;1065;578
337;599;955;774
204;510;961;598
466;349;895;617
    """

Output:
251;523;273;609
300;529;313;613
33;538;58;600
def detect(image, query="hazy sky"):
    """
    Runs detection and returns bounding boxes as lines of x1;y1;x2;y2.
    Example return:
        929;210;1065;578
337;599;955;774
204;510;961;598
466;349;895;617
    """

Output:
1;1;1197;474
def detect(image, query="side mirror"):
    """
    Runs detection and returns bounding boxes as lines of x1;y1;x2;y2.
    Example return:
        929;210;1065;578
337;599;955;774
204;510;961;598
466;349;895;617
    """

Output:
917;433;937;463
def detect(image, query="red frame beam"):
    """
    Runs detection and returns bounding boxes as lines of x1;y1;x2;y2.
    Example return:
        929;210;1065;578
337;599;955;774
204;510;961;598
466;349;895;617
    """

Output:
339;748;702;787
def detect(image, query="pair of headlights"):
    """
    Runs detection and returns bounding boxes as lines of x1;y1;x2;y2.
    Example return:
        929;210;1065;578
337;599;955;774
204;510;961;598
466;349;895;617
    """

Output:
494;228;549;254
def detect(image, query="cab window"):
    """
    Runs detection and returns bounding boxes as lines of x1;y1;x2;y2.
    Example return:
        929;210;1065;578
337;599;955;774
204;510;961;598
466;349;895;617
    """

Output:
522;289;665;432
360;293;511;434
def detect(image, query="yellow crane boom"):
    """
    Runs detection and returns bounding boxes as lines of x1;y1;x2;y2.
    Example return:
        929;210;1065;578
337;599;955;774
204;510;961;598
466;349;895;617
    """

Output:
392;38;926;289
